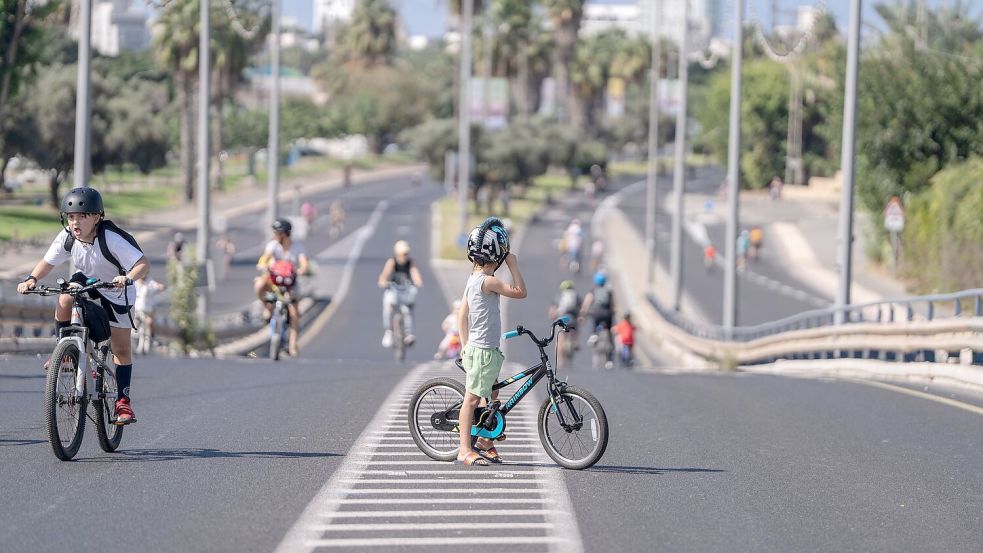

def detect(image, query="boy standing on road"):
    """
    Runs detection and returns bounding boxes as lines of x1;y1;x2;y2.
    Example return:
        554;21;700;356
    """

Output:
457;218;527;466
16;187;149;425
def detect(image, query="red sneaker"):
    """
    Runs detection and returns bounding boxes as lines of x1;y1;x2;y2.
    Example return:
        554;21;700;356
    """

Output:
114;397;137;425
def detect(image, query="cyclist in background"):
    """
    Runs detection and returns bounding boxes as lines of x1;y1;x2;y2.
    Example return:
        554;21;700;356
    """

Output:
133;276;165;350
561;219;584;273
613;311;636;367
329;200;346;239
255;218;308;355
749;226;764;261
378;240;424;348
549;280;581;367
580;271;615;351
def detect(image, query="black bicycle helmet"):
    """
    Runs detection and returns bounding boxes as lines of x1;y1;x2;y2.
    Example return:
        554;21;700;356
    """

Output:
272;218;292;236
61;187;104;215
467;217;510;267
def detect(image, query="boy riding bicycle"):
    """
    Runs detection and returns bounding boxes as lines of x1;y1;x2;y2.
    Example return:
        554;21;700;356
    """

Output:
16;187;149;425
457;218;527;466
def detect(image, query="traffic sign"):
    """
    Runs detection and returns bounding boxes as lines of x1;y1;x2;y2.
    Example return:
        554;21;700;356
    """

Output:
884;196;904;233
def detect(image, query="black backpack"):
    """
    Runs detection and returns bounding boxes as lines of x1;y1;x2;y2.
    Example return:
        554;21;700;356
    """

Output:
63;220;143;276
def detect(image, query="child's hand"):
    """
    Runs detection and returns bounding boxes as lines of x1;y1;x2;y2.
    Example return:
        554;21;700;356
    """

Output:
112;275;129;288
16;279;36;294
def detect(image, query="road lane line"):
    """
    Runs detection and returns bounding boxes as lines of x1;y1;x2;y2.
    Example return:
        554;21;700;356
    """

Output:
276;362;583;553
297;199;389;349
310;522;554;531
854;379;983;416
304;536;568;547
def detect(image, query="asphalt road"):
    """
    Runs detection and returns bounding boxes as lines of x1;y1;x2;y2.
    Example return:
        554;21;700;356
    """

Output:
2;180;981;553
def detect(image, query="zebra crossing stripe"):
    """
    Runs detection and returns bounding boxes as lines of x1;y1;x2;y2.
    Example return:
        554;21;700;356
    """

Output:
274;362;584;553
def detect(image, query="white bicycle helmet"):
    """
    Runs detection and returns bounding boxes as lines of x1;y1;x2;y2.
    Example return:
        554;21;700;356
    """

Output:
467;217;510;267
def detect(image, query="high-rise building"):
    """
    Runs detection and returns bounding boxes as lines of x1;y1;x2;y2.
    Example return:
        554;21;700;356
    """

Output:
581;3;640;36
637;0;712;51
73;0;149;56
313;0;356;34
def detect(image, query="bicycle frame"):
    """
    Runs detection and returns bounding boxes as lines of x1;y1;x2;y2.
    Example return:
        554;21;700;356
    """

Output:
457;317;584;434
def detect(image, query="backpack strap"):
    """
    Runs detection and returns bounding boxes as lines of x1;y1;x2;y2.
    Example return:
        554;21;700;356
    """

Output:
96;220;143;276
62;228;75;253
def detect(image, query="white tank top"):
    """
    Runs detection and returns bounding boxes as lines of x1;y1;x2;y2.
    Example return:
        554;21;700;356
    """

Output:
465;272;501;349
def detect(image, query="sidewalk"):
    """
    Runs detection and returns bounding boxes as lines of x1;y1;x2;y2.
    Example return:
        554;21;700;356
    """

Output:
0;162;422;281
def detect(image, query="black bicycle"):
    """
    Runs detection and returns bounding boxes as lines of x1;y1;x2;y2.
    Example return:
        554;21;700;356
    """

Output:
25;278;128;461
408;316;609;470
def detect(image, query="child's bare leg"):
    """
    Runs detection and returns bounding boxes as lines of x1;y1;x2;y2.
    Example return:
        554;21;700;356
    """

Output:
457;391;481;460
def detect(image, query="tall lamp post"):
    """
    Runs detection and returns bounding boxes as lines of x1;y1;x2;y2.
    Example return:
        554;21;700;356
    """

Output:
73;0;93;188
669;1;690;312
457;0;474;244
197;0;212;317
644;1;661;285
266;0;282;230
723;0;744;333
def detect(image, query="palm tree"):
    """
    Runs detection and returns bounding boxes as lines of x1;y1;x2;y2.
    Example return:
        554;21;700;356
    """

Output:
542;0;584;124
154;0;201;202
338;0;397;68
211;0;269;190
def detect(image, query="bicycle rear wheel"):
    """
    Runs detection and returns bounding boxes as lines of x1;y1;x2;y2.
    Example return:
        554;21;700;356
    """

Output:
538;385;608;470
93;365;123;452
393;313;405;362
269;316;282;361
44;341;86;461
407;378;465;461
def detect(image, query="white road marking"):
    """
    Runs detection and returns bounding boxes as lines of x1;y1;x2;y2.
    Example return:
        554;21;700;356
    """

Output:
854;379;983;417
275;362;583;553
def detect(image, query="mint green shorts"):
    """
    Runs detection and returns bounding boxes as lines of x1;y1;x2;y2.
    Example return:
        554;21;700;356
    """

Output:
462;344;504;399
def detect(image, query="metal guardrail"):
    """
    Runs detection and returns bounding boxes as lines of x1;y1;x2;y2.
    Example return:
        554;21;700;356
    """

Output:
649;289;983;342
647;289;983;367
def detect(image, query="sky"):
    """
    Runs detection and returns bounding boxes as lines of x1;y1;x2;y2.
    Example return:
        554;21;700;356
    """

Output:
282;0;977;38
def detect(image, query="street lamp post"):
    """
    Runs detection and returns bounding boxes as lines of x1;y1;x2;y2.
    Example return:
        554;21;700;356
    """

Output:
669;1;690;312
197;0;212;318
73;0;93;188
458;0;474;244
267;0;282;230
644;1;661;285
723;0;744;333
835;0;863;323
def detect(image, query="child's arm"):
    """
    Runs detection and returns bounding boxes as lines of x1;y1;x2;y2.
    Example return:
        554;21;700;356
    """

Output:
482;253;527;299
457;292;470;349
16;261;56;293
377;258;395;288
113;256;149;288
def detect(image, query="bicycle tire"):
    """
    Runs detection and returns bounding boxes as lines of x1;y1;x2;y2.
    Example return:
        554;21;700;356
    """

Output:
93;365;123;452
270;316;282;361
44;340;86;461
393;313;405;363
407;377;465;461
538;385;609;470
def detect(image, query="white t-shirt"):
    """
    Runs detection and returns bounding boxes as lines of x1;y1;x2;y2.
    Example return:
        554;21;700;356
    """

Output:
263;239;305;265
564;225;584;252
134;278;162;312
43;229;143;306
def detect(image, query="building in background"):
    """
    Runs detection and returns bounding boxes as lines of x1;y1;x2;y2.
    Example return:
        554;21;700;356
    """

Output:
581;3;639;36
83;0;150;56
313;0;356;34
637;0;711;52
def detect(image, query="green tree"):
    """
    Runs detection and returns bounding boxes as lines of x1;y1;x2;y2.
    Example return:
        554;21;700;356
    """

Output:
337;0;397;67
0;0;58;189
154;0;202;202
104;80;171;174
543;0;584;124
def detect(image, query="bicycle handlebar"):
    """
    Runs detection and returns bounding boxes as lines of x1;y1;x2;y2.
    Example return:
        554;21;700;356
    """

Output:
502;315;575;347
22;278;128;297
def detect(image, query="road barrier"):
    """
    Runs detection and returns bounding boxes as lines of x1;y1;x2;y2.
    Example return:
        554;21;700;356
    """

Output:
647;290;983;368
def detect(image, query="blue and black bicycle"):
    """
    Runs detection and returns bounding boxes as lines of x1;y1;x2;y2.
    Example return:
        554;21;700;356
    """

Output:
408;316;609;470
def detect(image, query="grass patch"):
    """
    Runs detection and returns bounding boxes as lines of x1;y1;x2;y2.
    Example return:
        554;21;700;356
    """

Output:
435;173;579;260
0;205;63;242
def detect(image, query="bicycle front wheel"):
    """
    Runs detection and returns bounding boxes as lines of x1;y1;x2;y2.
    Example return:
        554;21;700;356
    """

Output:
44;341;86;461
407;377;465;461
269;317;282;361
93;365;123;452
538;386;608;470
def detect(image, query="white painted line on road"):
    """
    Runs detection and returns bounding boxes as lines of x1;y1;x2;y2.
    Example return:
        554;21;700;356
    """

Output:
275;362;583;553
297;199;389;349
335;498;556;505
304;536;568;548
854;379;983;417
316;509;564;518
331;488;545;494
310;522;554;531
